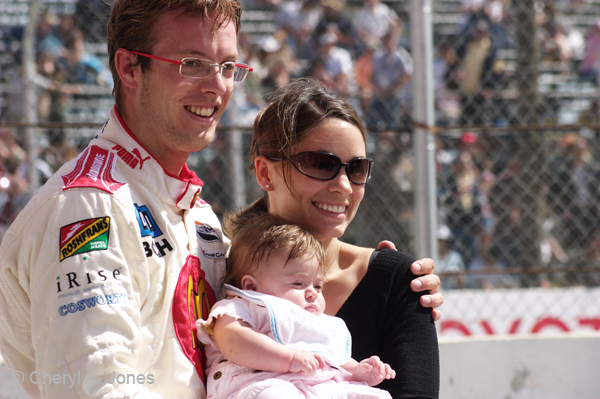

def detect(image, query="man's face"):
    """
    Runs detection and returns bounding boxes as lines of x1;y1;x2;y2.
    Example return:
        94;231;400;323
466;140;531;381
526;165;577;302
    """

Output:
135;9;237;163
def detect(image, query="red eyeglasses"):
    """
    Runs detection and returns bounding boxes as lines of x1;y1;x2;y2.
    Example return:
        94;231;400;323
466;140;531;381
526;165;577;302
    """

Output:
130;50;253;82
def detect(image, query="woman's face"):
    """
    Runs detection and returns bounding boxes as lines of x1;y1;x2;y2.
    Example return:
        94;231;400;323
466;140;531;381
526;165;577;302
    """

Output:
267;118;367;241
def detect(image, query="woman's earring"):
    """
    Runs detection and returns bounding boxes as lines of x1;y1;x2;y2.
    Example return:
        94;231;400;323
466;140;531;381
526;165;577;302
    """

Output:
265;184;270;189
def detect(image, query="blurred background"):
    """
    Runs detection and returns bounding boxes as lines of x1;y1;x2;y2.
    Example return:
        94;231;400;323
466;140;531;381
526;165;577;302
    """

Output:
1;1;599;396
2;0;600;323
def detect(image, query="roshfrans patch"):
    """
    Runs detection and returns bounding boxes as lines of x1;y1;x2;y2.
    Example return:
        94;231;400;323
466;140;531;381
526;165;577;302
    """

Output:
60;217;110;261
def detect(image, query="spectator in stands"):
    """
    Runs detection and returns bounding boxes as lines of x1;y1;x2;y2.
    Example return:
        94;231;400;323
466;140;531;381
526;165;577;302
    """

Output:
0;127;29;241
443;150;482;268
486;0;512;49
353;36;378;121
459;0;511;50
477;155;497;254
55;29;113;87
489;158;521;268
313;30;355;96
436;224;466;290
455;18;503;126
365;25;413;130
352;0;400;50
37;12;63;57
39;129;80;174
537;1;573;62
37;14;81;61
433;42;461;126
547;133;600;264
259;34;299;90
354;36;377;92
311;0;359;57
460;0;486;15
306;56;335;90
466;246;517;289
36;49;66;122
275;0;322;59
578;19;600;83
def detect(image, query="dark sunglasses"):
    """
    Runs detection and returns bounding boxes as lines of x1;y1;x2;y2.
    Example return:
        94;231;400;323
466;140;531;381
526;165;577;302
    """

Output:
273;151;374;185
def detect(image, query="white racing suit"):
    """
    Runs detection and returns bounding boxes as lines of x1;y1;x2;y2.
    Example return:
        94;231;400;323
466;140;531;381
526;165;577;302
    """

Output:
0;107;229;398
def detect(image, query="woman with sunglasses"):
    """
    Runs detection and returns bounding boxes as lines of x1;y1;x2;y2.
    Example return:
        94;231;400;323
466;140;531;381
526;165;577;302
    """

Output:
230;77;440;398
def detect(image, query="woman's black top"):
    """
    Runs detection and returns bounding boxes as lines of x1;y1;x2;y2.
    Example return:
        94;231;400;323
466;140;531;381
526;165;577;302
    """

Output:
336;249;440;399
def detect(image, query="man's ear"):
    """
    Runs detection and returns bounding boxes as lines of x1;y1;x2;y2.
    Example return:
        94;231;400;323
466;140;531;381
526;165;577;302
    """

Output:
254;155;274;191
114;48;141;89
241;275;258;291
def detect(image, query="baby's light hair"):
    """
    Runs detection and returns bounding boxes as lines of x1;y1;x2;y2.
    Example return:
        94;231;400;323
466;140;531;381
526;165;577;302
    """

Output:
223;211;326;289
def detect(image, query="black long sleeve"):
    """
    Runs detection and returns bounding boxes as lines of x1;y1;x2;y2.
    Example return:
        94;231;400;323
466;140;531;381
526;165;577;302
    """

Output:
336;249;440;399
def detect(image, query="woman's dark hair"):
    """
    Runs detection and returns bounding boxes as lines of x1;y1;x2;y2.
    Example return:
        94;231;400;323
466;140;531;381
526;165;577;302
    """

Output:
250;76;366;195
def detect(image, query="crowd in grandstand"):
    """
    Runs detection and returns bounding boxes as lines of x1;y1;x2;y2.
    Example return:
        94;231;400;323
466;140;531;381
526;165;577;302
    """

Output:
1;0;600;288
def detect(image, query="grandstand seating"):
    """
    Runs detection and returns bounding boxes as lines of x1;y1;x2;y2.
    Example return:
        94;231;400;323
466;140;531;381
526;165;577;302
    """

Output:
3;0;600;130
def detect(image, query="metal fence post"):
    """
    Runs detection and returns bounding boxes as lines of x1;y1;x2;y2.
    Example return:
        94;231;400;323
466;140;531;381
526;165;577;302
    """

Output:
411;0;438;262
22;0;42;199
514;1;543;282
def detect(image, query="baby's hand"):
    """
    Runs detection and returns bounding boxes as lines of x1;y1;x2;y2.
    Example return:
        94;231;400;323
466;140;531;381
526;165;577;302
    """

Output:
355;356;396;386
289;350;325;375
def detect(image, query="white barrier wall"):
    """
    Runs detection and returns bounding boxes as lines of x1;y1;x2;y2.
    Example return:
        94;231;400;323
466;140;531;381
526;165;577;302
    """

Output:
439;333;600;399
438;287;600;399
438;287;600;337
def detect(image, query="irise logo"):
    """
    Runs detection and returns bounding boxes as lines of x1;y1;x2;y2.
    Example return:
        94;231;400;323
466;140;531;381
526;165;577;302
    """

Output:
56;268;121;293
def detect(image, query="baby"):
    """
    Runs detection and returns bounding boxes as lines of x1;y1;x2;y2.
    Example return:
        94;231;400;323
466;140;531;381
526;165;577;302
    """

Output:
196;213;395;399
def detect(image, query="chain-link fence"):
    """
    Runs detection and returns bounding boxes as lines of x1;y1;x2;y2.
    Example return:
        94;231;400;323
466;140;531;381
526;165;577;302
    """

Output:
1;0;599;299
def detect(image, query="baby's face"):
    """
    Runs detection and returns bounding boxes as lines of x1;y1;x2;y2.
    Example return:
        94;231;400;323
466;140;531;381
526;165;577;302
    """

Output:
251;250;326;315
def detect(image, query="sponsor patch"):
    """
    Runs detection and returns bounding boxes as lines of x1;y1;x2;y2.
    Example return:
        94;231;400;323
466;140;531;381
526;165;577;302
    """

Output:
60;217;110;261
58;293;127;316
195;222;220;242
113;145;151;170
61;146;125;193
201;248;225;259
135;204;163;238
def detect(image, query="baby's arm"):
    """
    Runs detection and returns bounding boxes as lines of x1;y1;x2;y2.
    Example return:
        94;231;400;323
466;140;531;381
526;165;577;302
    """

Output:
341;356;396;386
213;314;325;375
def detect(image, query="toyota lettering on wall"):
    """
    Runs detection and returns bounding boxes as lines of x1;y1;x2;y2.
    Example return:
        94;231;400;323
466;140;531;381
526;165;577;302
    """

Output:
438;287;600;337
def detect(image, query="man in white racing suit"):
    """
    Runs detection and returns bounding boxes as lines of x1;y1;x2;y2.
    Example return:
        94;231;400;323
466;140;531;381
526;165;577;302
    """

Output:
0;108;228;398
0;1;245;397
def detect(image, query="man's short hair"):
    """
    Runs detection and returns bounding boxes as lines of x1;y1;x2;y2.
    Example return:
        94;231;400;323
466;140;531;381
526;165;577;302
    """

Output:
107;0;242;107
